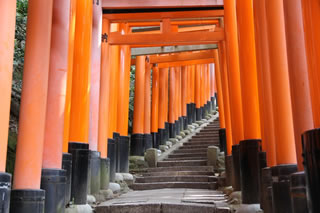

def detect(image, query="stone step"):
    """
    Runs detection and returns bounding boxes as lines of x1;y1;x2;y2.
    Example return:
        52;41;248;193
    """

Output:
192;135;219;139
163;157;207;161
135;175;217;183
179;144;211;149
130;182;218;190
183;142;219;147
168;153;207;158
142;171;215;177
189;139;219;143
196;132;219;136
147;166;214;173
174;148;208;154
157;159;207;167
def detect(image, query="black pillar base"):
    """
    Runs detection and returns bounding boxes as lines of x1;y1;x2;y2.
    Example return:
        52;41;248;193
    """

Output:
100;158;110;190
239;139;261;204
187;103;192;125
196;107;201;121
41;169;66;213
164;122;170;141
90;151;101;195
215;93;218;107
87;151;92;194
119;136;130;173
232;144;241;191
144;134;153;151
169;123;176;138
290;171;308;213
179;117;183;132
302;128;320;213
218;128;227;155
261;167;273;213
130;134;145;156
62;153;72;206
175;120;180;135
158;128;166;145
192;103;196;123
10;189;45;213
201;106;206;118
225;155;233;186
0;172;11;213
152;132;158;149
183;116;188;130
68;142;89;204
211;96;216;111
113;132;121;173
107;139;116;182
271;164;298;213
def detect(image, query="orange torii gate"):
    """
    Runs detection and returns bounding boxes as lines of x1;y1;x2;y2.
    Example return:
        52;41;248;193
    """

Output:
1;0;320;212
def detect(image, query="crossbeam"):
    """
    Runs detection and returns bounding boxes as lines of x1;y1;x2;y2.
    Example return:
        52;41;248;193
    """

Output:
103;10;224;22
102;0;224;9
131;44;218;56
109;31;224;45
157;58;214;68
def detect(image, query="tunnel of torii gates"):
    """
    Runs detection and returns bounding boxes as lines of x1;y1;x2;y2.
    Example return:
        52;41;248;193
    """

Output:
1;0;320;212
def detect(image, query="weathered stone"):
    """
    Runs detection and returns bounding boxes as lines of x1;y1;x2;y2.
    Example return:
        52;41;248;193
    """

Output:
183;130;191;135
169;138;179;144
179;132;186;137
145;149;158;168
121;173;134;185
192;123;199;128
228;191;242;204
222;186;233;195
94;189;114;202
159;145;169;152
165;141;173;147
235;204;263;213
129;156;148;170
109;182;121;193
188;125;195;129
216;207;231;213
207;146;220;168
115;173;124;182
65;204;93;213
87;195;96;205
176;135;183;140
196;121;204;125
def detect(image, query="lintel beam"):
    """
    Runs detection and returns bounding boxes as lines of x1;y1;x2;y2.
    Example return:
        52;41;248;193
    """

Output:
157;58;214;68
109;31;224;45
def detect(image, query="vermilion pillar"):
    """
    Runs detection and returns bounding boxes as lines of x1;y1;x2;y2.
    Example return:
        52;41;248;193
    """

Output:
210;64;216;110
89;0;102;151
158;67;169;144
175;67;181;134
43;0;70;169
131;56;146;156
98;18;110;158
0;0;16;172
212;62;225;128
13;0;53;190
144;59;152;149
216;48;233;154
283;0;314;171
253;0;276;166
69;0;93;143
169;67;177;138
151;65;160;147
195;65;201;121
236;0;261;140
181;66;188;129
163;68;170;141
301;0;320;128
223;0;244;145
191;65;196;122
63;0;76;153
265;0;297;164
117;24;131;137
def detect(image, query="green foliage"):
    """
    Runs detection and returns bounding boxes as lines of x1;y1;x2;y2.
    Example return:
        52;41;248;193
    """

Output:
6;132;17;174
128;66;136;134
13;0;28;81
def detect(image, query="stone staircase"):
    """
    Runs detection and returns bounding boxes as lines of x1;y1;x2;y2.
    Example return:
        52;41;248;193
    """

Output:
130;118;221;191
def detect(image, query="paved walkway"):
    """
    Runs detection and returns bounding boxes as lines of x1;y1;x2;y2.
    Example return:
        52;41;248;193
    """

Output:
96;188;230;213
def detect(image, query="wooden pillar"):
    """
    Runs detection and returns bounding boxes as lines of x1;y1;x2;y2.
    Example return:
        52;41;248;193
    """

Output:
265;0;297;164
253;0;277;166
107;24;120;139
144;59;152;148
43;0;70;169
89;0;102;151
116;24;131;137
301;0;320;128
181;66;188;118
283;0;314;170
236;0;261;139
212;62;225;129
63;0;76;153
0;0;16;172
224;0;244;145
131;56;146;155
169;67;176;136
151;65;160;134
13;0;53;189
195;65;201;120
158;68;167;130
216;47;233;154
164;68;169;125
69;0;93;143
98;18;110;158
